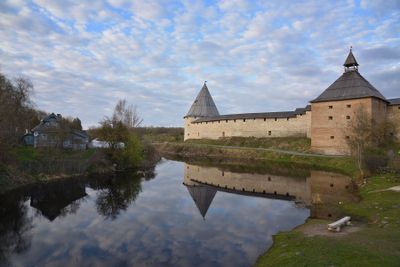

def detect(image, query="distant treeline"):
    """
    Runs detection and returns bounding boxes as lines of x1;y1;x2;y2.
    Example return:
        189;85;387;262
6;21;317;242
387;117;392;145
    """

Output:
136;127;184;142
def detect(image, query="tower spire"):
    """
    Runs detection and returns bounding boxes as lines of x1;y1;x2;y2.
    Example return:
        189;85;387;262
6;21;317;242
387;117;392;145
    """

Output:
343;46;359;72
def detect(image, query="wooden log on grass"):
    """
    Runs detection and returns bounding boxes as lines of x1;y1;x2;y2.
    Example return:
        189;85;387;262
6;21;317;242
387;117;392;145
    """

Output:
327;216;351;232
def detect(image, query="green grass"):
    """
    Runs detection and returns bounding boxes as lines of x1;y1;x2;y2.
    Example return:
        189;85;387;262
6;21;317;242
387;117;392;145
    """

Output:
186;137;311;152
255;174;400;267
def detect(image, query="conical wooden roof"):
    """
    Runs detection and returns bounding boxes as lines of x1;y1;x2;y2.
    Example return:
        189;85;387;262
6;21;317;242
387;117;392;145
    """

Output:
311;50;387;103
186;185;217;219
343;49;358;67
185;83;219;118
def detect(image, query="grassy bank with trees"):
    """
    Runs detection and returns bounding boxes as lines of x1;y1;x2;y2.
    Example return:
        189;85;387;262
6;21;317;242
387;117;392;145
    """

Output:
0;72;158;192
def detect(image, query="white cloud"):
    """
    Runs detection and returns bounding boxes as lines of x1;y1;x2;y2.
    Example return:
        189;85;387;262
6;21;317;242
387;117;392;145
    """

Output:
0;0;398;128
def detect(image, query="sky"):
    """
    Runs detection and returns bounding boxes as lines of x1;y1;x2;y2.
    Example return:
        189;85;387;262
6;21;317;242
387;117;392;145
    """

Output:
0;0;399;128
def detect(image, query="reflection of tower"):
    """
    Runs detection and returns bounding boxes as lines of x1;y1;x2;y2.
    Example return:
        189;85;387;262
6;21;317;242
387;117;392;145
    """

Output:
186;184;217;219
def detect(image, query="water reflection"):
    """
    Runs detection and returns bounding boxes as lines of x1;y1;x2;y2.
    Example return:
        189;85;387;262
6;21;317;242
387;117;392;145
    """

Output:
0;193;32;265
183;163;357;220
0;159;356;267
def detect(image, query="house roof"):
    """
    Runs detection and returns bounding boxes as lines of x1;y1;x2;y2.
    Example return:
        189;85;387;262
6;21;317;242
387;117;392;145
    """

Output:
388;98;400;105
192;105;311;123
185;83;219;118
311;51;386;103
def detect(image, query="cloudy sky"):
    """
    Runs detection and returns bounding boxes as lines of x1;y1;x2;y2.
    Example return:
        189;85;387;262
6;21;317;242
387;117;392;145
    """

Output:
0;0;399;128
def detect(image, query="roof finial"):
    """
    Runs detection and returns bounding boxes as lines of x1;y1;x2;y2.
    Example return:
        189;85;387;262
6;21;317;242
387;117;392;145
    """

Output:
350;45;352;51
204;80;207;85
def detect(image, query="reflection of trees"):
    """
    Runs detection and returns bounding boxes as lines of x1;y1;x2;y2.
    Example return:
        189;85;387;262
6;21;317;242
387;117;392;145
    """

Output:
30;178;87;221
94;172;143;220
0;192;33;265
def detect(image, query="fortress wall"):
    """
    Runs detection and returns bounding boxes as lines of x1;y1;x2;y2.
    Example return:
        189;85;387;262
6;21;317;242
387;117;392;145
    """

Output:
184;111;311;141
311;98;373;155
183;163;311;204
387;104;400;140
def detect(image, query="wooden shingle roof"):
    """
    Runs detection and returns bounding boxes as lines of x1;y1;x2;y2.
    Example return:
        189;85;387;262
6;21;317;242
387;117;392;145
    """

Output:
311;50;387;103
193;105;311;123
185;83;219;118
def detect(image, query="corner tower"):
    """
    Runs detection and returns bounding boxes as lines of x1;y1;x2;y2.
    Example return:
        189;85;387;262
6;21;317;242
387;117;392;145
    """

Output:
184;82;219;140
310;48;388;155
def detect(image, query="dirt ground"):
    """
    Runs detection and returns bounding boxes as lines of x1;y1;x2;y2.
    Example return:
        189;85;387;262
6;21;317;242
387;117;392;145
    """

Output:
298;221;364;237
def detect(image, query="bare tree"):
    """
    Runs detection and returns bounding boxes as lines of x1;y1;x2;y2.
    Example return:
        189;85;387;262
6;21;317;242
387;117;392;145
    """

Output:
346;106;398;177
345;106;372;177
112;99;143;129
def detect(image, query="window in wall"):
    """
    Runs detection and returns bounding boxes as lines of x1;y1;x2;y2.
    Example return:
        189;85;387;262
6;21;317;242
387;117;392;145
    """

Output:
187;133;190;136
264;118;266;121
274;118;277;121
218;120;220;123
222;171;224;176
398;106;400;110
243;119;246;122
234;119;236;122
329;116;333;120
287;117;289;121
222;131;225;137
329;105;333;109
253;118;256;120
226;120;228;123
347;104;351;108
346;116;350;119
330;136;334;139
268;131;272;136
345;136;350;139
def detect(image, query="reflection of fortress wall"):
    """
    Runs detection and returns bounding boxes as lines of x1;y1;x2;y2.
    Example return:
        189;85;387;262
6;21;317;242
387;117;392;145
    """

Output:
184;163;311;205
309;170;356;219
184;163;356;220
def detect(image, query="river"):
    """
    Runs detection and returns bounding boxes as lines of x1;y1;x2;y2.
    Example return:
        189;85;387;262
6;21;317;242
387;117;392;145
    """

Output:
0;158;356;267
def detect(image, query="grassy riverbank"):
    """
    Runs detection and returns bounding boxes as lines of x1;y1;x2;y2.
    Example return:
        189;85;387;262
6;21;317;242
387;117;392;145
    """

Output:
0;147;111;193
185;137;311;153
255;173;400;267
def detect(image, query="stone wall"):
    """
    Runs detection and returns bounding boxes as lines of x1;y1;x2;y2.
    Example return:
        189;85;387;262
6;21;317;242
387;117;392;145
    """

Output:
184;111;311;141
387;104;400;140
311;97;393;155
311;98;374;155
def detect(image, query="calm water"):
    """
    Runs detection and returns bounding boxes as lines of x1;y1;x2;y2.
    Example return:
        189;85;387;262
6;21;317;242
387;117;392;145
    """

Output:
0;159;355;267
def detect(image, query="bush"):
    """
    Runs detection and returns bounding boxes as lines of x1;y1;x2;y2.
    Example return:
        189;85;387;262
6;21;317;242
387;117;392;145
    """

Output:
109;133;143;170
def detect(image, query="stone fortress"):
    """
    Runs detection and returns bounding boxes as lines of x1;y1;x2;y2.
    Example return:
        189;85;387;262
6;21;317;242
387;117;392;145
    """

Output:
184;49;400;155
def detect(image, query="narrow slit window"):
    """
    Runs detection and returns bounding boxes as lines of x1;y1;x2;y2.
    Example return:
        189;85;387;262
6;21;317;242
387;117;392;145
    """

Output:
346;116;350;119
226;120;228;123
243;119;246;122
274;118;277;121
268;131;272;136
287;117;289;121
330;136;334;139
234;119;236;122
329;105;333;109
347;104;351;108
264;118;266;121
329;116;333;120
